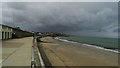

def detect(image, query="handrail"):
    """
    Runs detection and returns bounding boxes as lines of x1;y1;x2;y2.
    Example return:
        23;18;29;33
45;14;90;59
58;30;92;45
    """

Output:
31;36;45;68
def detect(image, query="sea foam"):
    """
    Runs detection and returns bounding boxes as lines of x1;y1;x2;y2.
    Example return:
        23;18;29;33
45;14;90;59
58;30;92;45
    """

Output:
55;37;120;54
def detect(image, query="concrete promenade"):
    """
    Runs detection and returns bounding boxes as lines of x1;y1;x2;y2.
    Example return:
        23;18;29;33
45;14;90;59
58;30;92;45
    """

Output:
2;37;33;66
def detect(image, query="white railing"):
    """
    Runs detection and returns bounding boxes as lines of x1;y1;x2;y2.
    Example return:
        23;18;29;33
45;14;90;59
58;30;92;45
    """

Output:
31;36;45;68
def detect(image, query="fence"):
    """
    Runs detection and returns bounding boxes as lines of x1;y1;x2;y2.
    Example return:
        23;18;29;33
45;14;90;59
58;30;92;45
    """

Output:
31;35;45;68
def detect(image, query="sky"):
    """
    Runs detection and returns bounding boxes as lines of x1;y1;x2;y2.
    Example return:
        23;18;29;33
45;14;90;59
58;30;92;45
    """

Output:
1;0;119;2
1;2;119;38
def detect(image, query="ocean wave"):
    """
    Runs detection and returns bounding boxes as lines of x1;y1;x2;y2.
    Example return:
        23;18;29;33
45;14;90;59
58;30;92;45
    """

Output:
55;37;120;54
82;44;119;53
55;37;78;43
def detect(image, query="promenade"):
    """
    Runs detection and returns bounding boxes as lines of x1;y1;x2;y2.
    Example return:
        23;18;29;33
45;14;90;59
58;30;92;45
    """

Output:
2;37;33;66
1;36;119;68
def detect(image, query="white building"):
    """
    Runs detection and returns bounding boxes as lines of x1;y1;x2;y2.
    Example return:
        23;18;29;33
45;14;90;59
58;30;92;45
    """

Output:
1;24;33;40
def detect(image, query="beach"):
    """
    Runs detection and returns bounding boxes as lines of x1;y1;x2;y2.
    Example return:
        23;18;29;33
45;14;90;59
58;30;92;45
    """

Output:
38;37;118;67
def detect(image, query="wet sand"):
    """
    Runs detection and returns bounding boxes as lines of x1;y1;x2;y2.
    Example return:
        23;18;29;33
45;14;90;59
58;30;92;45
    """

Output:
38;37;118;67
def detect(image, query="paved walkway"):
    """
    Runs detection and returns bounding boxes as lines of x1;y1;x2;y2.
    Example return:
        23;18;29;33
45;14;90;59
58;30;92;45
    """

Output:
2;37;33;66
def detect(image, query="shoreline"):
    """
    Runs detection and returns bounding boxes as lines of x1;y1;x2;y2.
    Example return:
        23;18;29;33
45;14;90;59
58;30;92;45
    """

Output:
39;37;118;66
55;37;119;54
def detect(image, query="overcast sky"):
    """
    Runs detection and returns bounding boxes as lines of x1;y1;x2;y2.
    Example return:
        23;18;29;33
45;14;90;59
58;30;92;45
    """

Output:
1;2;119;38
1;0;119;2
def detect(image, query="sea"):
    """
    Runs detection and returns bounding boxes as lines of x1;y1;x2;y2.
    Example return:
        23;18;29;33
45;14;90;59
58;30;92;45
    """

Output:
55;36;119;53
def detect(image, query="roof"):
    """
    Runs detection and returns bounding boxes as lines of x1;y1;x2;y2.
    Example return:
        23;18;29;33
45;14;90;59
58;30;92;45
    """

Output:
1;24;33;34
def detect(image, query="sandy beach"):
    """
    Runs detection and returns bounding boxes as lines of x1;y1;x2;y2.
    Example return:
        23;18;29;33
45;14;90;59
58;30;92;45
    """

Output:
38;37;118;67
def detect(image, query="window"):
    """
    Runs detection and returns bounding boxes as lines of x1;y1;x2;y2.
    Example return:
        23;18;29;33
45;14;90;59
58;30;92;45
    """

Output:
2;31;4;39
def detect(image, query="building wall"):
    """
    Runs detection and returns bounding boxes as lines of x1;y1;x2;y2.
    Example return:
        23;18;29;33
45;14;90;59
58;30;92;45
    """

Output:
2;25;12;40
0;25;2;40
1;25;33;40
12;29;33;38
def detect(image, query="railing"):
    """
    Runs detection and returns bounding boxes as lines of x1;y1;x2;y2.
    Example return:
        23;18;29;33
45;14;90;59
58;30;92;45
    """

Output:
31;36;45;68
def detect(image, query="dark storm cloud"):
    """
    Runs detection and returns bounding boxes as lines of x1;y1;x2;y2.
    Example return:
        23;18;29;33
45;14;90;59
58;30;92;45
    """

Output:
2;2;118;38
5;2;27;10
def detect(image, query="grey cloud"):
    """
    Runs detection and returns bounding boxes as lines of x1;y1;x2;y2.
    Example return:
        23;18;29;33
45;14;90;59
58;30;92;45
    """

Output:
2;2;118;38
4;2;27;10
